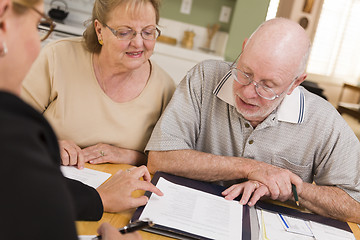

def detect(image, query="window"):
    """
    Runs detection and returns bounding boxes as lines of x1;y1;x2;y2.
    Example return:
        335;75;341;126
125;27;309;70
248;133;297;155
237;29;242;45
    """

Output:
307;0;360;85
267;0;360;85
266;0;280;20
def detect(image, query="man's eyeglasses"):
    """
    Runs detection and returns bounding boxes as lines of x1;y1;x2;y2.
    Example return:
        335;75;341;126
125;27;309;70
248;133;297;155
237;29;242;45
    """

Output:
231;67;298;101
13;2;56;42
105;24;161;41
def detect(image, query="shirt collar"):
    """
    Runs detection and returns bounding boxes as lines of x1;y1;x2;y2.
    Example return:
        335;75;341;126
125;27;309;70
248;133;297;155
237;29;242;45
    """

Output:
213;71;305;124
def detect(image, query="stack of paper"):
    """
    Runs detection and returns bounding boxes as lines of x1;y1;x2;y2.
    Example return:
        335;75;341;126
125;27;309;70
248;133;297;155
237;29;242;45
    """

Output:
139;178;244;240
257;209;355;240
60;166;111;189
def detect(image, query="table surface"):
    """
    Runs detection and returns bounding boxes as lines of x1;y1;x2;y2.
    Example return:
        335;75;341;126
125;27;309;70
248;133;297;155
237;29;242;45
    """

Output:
76;163;360;240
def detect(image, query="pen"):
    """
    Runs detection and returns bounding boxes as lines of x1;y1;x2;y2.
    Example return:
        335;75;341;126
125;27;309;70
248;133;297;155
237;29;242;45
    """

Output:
292;184;299;206
92;219;154;240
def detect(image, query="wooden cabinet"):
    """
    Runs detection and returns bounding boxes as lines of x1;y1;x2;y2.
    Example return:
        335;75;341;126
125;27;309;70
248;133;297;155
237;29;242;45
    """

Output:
337;83;360;121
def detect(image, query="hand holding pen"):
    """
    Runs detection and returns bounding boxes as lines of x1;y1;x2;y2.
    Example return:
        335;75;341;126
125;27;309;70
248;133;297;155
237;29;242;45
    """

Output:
94;219;154;240
292;184;299;206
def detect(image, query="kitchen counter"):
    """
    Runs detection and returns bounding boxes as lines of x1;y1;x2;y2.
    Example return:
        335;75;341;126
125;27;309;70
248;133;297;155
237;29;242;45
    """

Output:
154;41;223;62
52;21;85;36
151;42;224;84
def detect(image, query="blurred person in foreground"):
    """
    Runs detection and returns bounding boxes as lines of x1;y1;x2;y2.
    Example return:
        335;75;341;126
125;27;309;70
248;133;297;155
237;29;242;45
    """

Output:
22;0;175;169
0;0;162;239
146;18;360;223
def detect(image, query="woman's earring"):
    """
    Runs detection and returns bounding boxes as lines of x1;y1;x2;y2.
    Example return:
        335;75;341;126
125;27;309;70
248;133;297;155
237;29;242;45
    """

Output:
98;38;103;45
0;41;8;57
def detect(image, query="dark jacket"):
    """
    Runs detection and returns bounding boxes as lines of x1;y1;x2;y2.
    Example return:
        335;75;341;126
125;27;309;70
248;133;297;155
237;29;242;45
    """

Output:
0;91;103;239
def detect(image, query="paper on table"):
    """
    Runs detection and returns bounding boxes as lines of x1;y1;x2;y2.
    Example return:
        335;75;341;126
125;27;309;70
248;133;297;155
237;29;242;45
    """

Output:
278;213;313;236
139;177;243;240
310;221;355;240
257;209;355;240
78;235;97;240
60;166;111;189
258;209;313;240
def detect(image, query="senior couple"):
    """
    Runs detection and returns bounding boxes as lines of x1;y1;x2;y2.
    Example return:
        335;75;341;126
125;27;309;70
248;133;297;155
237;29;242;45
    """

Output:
1;0;359;239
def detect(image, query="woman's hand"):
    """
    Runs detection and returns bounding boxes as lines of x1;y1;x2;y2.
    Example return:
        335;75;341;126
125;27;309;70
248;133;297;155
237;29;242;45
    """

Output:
82;143;147;165
222;180;271;206
97;222;142;240
97;165;163;212
59;140;85;169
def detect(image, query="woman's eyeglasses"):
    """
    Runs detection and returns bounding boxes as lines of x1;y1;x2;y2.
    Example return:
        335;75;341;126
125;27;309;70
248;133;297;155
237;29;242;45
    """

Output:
105;24;161;41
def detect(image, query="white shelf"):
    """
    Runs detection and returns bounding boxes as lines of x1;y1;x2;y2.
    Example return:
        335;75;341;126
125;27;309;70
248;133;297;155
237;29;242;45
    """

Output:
152;42;224;85
154;42;224;63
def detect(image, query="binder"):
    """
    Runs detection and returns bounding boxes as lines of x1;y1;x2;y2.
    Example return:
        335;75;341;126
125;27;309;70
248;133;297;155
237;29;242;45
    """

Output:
131;171;259;240
131;171;353;239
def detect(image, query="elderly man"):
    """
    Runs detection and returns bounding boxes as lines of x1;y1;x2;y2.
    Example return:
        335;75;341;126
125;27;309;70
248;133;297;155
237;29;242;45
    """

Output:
146;18;360;223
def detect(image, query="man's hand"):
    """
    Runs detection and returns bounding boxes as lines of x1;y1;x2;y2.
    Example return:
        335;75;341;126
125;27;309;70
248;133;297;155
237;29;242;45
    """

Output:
97;165;163;212
246;161;303;201
222;180;270;206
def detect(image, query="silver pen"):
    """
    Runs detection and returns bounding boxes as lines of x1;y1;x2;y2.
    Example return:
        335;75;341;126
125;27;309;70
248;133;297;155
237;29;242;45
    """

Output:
92;219;154;239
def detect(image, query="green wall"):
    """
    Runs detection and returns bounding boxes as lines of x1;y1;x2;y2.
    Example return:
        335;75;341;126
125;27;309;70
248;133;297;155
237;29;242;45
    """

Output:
159;0;270;61
225;0;270;61
159;0;236;32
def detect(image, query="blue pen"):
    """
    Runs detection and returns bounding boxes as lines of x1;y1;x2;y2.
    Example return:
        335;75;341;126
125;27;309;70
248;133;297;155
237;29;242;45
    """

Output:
279;213;289;229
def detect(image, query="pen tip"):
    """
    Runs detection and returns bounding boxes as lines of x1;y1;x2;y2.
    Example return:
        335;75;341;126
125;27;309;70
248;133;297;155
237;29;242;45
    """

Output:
296;201;299;206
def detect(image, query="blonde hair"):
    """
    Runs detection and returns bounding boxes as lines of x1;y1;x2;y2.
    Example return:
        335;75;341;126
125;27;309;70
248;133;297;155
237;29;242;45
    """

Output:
83;0;160;53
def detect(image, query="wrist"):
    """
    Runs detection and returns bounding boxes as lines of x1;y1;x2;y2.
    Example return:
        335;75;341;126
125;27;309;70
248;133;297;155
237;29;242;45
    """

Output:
96;187;110;212
236;157;254;179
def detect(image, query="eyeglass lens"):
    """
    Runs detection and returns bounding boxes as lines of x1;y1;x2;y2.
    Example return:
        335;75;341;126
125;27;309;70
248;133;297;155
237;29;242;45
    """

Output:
231;68;277;100
109;26;160;41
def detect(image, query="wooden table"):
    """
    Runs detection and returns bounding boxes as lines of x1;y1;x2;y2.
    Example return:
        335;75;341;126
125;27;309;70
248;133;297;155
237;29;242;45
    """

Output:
76;163;360;240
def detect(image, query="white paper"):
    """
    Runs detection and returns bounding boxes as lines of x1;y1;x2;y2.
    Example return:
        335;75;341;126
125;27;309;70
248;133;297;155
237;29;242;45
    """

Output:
139;177;243;240
78;235;97;240
260;210;313;240
256;209;263;240
310;221;355;240
279;214;313;236
61;166;111;189
257;209;355;240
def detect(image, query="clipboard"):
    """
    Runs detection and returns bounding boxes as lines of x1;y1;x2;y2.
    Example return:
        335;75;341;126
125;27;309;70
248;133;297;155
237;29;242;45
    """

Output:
131;171;259;240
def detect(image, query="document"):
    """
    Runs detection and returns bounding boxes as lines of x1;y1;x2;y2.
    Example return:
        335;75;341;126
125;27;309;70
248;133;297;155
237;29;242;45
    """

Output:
60;166;111;189
257;209;355;240
78;235;97;240
278;213;313;236
310;221;355;240
138;177;243;240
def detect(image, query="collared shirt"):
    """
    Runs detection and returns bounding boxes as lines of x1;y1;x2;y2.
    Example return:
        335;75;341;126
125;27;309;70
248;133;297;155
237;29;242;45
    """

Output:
146;60;360;202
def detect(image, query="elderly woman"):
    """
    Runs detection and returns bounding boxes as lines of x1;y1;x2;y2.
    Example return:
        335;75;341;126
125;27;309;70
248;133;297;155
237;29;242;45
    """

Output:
21;0;175;169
